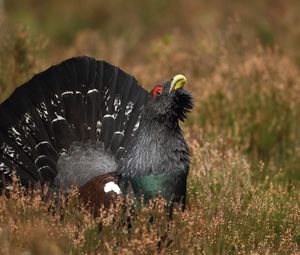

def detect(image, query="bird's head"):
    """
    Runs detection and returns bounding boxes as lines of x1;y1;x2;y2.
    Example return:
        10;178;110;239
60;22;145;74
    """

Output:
144;74;193;123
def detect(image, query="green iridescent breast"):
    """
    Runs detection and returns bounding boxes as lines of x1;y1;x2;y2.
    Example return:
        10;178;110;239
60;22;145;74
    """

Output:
121;172;188;205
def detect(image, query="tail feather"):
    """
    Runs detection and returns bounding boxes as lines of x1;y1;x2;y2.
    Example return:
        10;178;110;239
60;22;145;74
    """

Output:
121;87;147;147
0;129;39;181
100;115;115;151
38;166;57;184
114;72;135;132
86;90;98;141
0;56;149;189
110;132;124;156
0;153;37;188
34;155;57;172
35;141;59;162
61;91;87;141
51;117;77;151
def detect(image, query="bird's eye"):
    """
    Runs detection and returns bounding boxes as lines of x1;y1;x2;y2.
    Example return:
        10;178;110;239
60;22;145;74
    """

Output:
152;85;164;97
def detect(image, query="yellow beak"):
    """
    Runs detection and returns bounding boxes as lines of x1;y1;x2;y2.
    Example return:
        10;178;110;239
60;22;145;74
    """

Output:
170;74;187;91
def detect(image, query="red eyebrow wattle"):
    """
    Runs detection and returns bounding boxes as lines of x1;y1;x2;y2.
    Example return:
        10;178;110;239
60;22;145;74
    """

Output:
152;85;163;97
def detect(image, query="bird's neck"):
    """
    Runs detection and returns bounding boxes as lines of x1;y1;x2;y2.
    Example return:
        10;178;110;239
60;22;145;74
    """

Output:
118;117;189;177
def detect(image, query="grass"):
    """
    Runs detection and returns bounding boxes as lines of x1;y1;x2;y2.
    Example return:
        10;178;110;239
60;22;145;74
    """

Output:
0;139;299;254
0;0;300;254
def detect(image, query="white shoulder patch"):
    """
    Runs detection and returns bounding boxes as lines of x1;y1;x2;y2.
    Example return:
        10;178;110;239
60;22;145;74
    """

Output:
104;181;121;194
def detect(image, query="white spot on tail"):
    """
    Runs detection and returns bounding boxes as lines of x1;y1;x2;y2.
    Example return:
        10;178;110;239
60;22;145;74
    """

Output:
36;102;49;120
52;115;65;123
114;131;124;136
88;89;98;95
96;121;102;135
61;91;74;97
114;96;121;112
0;162;10;174
125;101;134;119
133;114;142;133
103;114;116;120
35;141;51;150
1;143;17;159
11;127;21;136
104;181;121;194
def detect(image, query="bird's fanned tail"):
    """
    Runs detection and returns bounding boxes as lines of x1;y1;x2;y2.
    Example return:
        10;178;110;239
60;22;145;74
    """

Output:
0;56;149;190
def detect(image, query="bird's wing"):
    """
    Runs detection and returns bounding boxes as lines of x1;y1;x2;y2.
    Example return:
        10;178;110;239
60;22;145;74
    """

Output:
0;56;149;189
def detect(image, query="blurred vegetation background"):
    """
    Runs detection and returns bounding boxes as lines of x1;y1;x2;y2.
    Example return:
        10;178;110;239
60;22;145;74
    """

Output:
0;0;299;253
1;0;299;183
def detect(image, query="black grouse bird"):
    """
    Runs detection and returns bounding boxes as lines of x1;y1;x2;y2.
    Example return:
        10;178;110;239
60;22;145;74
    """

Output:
0;56;193;210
